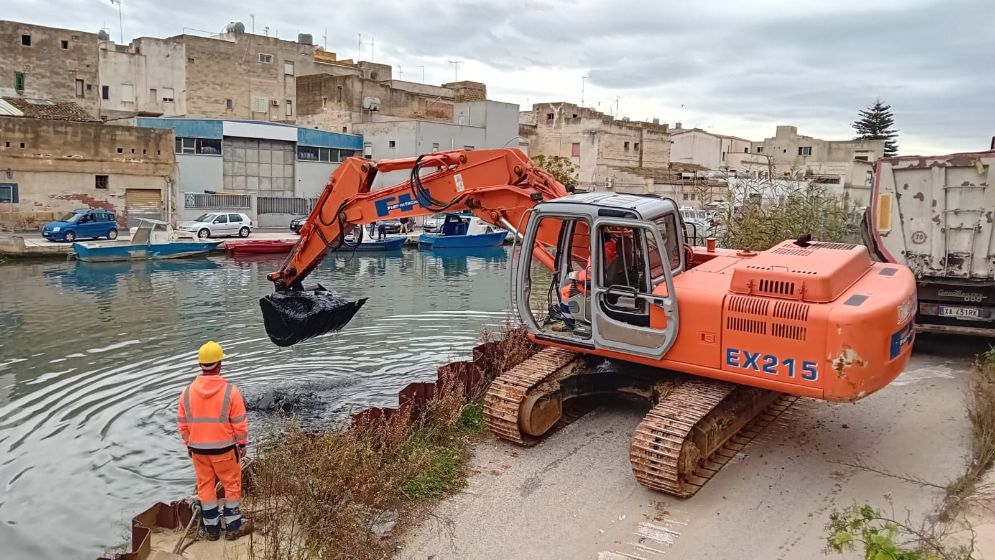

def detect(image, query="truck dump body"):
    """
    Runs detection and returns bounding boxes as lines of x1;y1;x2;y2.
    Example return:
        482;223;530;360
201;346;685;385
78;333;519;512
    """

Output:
867;151;995;335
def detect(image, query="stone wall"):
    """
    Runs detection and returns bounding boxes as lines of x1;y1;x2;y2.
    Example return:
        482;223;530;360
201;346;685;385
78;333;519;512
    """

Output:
753;125;885;175
0;21;101;115
443;81;486;102
0;117;175;230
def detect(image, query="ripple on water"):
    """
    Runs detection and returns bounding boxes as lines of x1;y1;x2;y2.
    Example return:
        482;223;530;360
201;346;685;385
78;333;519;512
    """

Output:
0;249;512;558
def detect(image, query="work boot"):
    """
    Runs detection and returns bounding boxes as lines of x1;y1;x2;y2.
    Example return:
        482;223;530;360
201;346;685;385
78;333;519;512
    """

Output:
224;518;254;541
201;505;222;541
202;527;221;542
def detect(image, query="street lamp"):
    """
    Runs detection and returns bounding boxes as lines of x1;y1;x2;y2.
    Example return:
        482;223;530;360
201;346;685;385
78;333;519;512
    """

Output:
109;0;123;43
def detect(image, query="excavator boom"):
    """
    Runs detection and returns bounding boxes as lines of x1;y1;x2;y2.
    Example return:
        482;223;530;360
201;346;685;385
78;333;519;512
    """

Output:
261;148;569;346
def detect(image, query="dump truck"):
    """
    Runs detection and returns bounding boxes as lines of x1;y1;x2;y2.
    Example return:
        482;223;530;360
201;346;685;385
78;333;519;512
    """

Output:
864;149;995;336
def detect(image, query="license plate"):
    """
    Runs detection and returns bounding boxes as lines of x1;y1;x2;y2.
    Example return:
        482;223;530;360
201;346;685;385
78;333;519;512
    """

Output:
938;306;981;319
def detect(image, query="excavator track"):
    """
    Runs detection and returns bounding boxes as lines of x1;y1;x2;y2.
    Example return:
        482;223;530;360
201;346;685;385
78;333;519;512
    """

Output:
483;347;582;446
630;380;795;497
485;348;797;498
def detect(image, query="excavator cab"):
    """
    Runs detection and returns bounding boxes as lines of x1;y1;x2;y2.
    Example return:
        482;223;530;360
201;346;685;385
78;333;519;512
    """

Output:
515;193;683;359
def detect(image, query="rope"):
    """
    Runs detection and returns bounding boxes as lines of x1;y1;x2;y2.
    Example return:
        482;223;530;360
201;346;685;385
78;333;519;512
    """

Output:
172;502;202;555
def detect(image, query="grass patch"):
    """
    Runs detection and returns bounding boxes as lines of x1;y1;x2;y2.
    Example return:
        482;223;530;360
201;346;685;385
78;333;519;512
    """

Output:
245;327;538;560
943;346;995;515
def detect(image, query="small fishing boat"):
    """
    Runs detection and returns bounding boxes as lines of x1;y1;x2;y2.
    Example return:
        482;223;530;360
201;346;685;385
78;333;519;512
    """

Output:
418;214;507;249
335;235;406;252
72;219;220;262
226;239;297;255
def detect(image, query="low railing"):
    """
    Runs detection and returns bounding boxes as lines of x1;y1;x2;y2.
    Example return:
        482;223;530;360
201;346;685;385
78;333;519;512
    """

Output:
257;196;319;215
184;193;251;209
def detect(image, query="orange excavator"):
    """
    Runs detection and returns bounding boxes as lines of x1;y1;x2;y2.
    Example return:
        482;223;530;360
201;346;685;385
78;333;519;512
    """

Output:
261;148;917;496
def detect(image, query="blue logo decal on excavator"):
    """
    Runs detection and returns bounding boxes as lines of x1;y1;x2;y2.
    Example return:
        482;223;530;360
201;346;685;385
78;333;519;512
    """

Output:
375;193;421;217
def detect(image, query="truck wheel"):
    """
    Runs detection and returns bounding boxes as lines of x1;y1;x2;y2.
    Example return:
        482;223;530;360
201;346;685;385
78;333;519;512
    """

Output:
64;231;76;242
107;229;118;240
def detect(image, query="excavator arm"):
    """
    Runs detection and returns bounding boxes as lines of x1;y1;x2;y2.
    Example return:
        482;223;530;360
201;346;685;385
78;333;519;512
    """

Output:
260;148;571;346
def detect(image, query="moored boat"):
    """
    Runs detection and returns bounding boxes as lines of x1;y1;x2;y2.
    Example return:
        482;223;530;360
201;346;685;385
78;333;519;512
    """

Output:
226;239;297;255
418;214;507;249
335;236;406;252
72;219;221;262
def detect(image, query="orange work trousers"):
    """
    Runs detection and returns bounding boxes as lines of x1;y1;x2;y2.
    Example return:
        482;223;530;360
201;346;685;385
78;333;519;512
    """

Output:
191;449;241;509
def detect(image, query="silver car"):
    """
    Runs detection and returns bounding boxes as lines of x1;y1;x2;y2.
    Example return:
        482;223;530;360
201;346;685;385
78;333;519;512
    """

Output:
179;212;253;239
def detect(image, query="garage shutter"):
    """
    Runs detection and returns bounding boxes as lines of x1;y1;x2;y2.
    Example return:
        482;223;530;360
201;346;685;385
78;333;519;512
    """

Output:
125;188;164;227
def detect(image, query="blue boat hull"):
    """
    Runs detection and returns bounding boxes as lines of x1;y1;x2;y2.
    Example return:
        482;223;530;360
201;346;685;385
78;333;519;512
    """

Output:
72;241;222;262
418;231;507;249
334;236;406;252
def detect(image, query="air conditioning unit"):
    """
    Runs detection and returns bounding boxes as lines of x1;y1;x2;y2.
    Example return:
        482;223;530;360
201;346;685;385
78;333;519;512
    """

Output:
362;96;381;111
271;99;280;107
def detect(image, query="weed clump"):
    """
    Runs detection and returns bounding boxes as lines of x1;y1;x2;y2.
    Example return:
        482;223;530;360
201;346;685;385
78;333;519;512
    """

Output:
246;326;538;559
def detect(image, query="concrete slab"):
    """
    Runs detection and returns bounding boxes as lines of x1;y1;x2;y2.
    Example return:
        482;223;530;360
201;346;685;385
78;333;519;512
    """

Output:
398;340;978;560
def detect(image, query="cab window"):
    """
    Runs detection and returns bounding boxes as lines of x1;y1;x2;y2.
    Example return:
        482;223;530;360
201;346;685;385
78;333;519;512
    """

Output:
228;213;242;223
654;214;682;272
214;214;228;224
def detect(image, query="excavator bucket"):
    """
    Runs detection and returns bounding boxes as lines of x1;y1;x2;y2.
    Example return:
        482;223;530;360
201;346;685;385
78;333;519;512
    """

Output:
259;284;367;347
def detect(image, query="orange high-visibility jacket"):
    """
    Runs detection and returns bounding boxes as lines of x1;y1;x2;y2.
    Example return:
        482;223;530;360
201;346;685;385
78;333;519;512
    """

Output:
177;374;248;454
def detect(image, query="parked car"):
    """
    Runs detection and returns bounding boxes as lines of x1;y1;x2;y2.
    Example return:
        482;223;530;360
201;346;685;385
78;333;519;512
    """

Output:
422;214;445;233
42;209;119;242
290;216;306;234
178;212;253;239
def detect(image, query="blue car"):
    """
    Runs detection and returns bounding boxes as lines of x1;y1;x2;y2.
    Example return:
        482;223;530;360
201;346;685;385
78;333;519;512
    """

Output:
42;208;120;242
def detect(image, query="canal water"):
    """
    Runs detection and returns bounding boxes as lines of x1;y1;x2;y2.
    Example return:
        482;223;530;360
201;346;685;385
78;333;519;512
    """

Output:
0;247;513;558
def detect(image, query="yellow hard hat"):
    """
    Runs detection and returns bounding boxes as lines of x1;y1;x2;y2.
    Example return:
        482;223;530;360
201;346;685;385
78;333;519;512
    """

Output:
197;341;226;364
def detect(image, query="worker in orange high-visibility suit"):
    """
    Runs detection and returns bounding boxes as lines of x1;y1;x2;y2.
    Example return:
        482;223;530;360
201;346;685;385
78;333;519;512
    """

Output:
177;341;252;541
558;239;618;329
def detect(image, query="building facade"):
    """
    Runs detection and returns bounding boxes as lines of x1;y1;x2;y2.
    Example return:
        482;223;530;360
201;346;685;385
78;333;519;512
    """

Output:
751;125;884;175
519;102;671;190
669;126;763;175
0;21;102;116
0;116;175;230
135;118;362;225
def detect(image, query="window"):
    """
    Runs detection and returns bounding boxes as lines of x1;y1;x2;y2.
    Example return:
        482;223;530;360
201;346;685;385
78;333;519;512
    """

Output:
464;145;474;151
214;214;228;224
634;142;640;151
342;127;348;133
226;98;233;111
336;86;343;103
743;147;749;153
228;214;242;223
297;146;318;161
371;71;378;80
149;88;157;102
117;147;123;153
121;84;134;103
756;146;763;153
251;96;268;113
297;146;348;163
624;141;630;152
101;85;109;100
161;87;174;102
75;79;84;97
855;155;869;162
95;175;109;189
571;142;581;157
0;183;18;204
61;40;69;49
798;146;812;156
71;34;80;40
432;142;440;152
654;214;682;272
258;53;273;64
388;140;396;148
284;60;295;75
21;35;31;46
721;152;726;161
285;99;293;117
187;57;195;63
86;83;92;91
14;72;25;92
176;138;221;155
546;113;554;121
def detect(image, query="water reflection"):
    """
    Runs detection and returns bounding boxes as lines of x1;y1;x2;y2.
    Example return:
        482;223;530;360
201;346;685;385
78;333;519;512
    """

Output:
0;247;513;558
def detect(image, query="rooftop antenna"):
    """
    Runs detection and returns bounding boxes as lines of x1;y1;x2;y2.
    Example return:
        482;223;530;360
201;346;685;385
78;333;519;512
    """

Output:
357;33;362;60
416;65;425;83
250;14;255;34
447;59;462;82
398;64;403;80
109;0;123;43
581;74;589;108
370;36;375;62
322;27;327;50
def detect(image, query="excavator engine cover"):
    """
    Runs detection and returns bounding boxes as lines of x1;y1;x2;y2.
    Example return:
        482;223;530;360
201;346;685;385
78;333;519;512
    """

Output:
259;284;367;347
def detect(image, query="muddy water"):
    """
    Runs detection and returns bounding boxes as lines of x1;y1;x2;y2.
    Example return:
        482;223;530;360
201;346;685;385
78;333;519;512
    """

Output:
0;247;512;558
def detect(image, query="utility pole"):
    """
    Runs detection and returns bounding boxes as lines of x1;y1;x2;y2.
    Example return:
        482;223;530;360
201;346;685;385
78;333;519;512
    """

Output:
447;60;462;82
416;65;425;83
109;0;123;43
581;75;589;108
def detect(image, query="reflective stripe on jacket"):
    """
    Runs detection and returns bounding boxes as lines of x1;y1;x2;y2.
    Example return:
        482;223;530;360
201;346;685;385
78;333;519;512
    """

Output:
177;374;248;454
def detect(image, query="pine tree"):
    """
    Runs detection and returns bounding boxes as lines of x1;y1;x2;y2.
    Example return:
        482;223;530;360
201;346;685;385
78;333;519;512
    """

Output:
852;99;899;157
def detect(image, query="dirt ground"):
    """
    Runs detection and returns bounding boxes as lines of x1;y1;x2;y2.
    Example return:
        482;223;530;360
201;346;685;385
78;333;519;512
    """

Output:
398;335;991;560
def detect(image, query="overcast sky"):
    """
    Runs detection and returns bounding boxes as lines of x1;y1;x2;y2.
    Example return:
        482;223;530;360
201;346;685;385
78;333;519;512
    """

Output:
7;0;993;155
